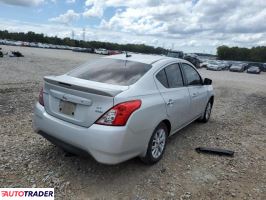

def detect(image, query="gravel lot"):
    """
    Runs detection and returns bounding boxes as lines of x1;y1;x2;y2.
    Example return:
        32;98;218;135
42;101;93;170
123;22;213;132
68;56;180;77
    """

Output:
0;45;265;199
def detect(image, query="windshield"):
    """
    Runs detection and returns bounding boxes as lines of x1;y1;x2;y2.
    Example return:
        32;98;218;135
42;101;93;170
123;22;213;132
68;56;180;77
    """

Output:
68;58;152;86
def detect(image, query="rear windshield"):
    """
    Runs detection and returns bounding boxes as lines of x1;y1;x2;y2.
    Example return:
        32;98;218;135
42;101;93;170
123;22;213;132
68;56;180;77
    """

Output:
68;58;151;86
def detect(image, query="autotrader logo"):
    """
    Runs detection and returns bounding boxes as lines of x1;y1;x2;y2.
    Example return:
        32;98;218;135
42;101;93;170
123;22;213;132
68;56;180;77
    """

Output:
0;188;54;199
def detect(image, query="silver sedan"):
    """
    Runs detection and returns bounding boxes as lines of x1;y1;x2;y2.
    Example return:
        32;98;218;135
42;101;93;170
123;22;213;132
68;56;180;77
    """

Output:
33;53;214;165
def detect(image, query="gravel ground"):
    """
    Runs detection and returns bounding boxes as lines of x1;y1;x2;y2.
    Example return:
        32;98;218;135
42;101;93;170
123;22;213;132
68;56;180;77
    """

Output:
0;45;266;199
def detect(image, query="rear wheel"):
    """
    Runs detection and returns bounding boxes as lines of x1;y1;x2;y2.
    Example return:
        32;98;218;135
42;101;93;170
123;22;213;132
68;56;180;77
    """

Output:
140;123;168;165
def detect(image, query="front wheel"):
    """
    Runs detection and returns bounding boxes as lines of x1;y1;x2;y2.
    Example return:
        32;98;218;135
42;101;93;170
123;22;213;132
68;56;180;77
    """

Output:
199;100;213;123
140;123;168;165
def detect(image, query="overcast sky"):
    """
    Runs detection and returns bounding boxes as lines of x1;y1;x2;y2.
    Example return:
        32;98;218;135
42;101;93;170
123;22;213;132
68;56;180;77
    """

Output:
0;0;265;53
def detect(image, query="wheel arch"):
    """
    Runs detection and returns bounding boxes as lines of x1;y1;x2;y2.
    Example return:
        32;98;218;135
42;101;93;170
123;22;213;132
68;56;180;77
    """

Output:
161;119;171;136
209;95;214;106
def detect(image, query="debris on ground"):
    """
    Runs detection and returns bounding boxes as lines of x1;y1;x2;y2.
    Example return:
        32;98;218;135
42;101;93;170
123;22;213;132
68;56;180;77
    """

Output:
10;51;24;57
195;147;235;157
0;48;3;57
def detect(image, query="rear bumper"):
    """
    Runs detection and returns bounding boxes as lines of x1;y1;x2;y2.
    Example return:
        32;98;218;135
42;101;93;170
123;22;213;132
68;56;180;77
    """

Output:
33;102;143;164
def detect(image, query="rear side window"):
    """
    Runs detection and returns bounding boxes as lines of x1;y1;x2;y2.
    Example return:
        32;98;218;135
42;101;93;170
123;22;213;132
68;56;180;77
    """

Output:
156;70;168;88
156;64;183;88
68;58;151;86
182;63;202;85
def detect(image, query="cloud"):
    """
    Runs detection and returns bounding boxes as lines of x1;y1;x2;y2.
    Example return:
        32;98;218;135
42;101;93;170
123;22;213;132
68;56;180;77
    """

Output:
49;10;80;25
66;0;75;3
0;0;44;6
1;0;266;54
83;0;106;17
97;0;266;49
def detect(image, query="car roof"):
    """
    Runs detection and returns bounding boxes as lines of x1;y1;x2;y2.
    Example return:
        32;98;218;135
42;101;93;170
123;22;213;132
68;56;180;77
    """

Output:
105;53;179;65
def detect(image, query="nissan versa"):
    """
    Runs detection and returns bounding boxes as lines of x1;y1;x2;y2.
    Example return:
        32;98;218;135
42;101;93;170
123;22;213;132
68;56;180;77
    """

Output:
33;54;214;165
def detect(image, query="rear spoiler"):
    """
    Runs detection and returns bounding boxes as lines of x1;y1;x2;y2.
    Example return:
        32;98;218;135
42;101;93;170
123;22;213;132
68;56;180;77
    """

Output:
44;75;128;97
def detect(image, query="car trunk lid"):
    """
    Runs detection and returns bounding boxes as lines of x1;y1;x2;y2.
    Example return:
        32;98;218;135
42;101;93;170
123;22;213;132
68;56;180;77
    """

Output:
43;75;128;127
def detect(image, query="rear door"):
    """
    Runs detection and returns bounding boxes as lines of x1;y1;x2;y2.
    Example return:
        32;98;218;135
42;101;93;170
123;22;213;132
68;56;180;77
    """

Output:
155;63;191;131
181;63;208;120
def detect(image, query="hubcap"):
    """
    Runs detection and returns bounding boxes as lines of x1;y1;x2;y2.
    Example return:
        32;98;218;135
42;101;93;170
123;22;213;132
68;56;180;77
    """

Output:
205;102;212;119
151;128;166;159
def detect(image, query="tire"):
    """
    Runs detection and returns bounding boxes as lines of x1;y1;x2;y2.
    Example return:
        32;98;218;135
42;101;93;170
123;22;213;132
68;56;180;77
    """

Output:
140;123;168;165
199;100;213;123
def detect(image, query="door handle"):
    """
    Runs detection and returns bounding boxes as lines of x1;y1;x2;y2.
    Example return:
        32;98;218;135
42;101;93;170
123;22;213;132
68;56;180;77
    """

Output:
167;99;174;106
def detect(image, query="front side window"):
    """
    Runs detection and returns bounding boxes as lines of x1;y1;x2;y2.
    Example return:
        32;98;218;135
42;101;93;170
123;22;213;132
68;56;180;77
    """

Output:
156;64;183;88
182;63;202;85
68;58;151;86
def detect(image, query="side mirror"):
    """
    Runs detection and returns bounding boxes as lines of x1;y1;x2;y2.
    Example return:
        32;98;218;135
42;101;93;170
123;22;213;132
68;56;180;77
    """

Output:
203;78;212;85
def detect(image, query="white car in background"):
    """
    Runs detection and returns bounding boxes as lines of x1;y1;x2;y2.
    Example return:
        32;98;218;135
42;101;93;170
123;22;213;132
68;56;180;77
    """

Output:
95;48;109;55
34;54;214;165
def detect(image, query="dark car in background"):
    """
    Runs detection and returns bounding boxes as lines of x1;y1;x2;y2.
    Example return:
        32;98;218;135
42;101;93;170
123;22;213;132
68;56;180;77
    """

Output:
166;50;184;59
184;55;201;68
247;62;265;72
247;66;261;74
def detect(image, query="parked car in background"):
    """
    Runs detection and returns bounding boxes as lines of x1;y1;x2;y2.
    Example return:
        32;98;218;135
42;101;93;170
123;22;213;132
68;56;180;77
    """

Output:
229;63;247;72
184;55;201;68
73;47;94;53
220;61;232;70
95;48;109;55
0;39;6;45
247;62;264;72
215;61;229;70
200;60;209;68
34;54;214;165
166;50;184;59
247;66;261;74
108;50;122;55
206;61;223;71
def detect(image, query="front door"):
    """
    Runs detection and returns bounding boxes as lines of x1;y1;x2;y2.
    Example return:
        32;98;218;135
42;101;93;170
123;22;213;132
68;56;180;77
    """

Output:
181;63;208;119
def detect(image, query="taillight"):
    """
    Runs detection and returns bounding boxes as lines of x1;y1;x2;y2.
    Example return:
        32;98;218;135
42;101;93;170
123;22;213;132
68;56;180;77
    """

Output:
95;100;141;126
39;87;44;106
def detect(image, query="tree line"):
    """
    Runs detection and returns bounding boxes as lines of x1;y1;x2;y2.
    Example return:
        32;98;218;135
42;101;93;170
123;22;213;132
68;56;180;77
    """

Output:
0;30;167;55
217;45;266;62
1;30;265;62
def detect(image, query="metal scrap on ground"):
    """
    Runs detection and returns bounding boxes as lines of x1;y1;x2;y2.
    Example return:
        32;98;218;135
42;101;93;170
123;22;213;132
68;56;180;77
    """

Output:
195;147;235;157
